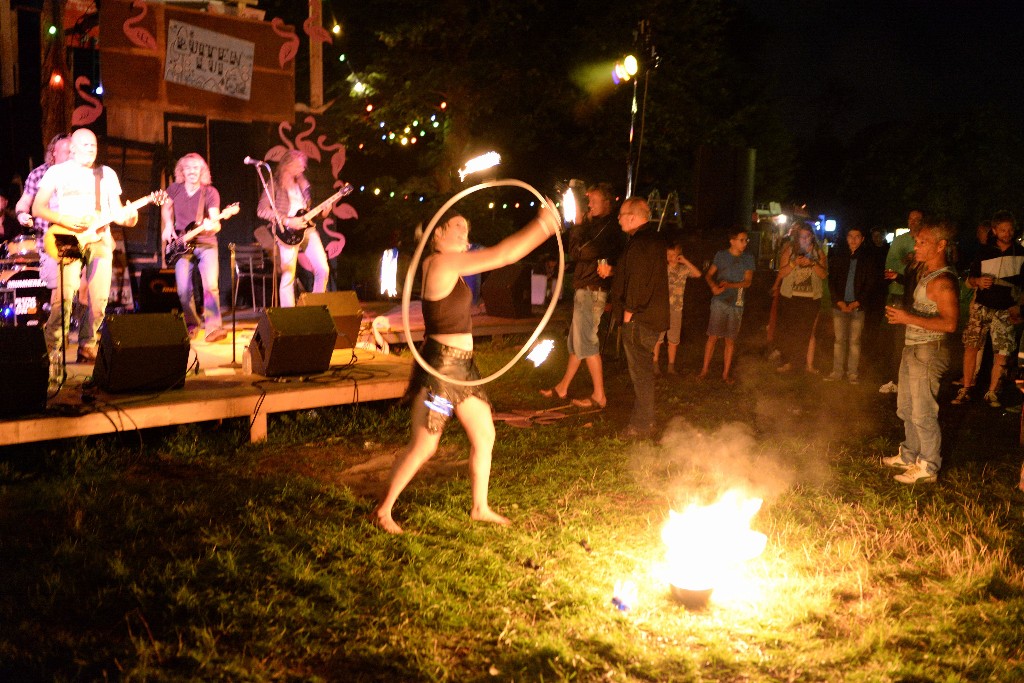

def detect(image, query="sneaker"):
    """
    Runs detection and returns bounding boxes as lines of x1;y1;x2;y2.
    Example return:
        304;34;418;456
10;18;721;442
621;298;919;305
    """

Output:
951;387;972;405
881;454;913;469
848;375;860;384
76;345;97;363
984;391;1001;408
824;373;842;382
878;381;898;394
894;463;938;484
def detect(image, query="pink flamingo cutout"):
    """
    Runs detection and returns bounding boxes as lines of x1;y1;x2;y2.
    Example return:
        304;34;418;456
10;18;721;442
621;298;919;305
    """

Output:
317;136;347;178
271;17;299;67
123;0;157;51
322;218;347;259
303;0;334;46
72;76;103;126
264;121;294;162
293;116;322;161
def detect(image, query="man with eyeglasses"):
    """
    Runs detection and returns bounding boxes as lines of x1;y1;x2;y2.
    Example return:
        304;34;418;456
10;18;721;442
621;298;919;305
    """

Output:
609;196;669;438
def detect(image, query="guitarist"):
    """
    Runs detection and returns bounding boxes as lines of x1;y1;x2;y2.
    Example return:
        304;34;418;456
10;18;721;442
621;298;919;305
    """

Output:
256;150;330;307
161;153;226;342
31;128;138;366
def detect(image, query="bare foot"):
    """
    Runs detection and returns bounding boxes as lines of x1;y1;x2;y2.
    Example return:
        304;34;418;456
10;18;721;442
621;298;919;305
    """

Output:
723;375;735;385
471;506;511;527
371;510;404;534
697;372;709;381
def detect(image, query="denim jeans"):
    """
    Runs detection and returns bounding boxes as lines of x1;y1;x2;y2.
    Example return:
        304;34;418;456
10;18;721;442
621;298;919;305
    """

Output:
896;340;949;473
43;237;113;353
567;288;607;358
175;244;222;331
831;308;865;378
278;230;329;307
621;319;661;434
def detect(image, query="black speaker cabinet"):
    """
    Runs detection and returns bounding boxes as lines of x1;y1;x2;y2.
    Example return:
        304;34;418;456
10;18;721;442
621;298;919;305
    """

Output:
93;313;190;393
248;306;337;377
138;268;181;313
297;291;363;349
0;327;48;416
481;263;532;318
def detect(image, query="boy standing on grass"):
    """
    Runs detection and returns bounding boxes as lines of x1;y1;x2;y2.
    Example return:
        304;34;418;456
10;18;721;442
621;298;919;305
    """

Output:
881;216;959;484
699;228;754;384
653;240;701;376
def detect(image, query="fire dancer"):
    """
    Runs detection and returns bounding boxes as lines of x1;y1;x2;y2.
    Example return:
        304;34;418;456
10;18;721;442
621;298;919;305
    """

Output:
373;203;561;534
609;197;669;438
882;216;959;484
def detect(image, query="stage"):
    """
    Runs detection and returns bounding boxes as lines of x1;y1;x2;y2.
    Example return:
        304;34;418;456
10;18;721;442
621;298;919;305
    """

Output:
0;301;562;448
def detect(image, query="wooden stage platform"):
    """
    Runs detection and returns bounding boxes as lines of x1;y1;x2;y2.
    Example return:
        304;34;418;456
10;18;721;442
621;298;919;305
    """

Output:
0;302;560;448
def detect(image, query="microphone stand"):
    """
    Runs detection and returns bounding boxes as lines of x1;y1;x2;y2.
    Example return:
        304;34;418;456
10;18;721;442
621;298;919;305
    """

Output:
254;162;284;308
220;242;241;368
53;237;83;390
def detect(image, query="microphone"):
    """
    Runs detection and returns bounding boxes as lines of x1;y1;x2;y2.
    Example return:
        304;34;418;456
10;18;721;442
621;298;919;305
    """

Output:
243;156;266;166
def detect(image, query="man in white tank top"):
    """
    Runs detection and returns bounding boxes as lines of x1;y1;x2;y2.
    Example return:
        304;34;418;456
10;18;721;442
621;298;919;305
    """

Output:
880;217;959;484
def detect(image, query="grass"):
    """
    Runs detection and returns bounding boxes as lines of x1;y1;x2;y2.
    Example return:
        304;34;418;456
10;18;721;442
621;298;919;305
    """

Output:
2;332;1024;682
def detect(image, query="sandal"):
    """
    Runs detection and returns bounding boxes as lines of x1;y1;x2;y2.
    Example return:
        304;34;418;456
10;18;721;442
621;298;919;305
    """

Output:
539;387;568;399
571;396;607;409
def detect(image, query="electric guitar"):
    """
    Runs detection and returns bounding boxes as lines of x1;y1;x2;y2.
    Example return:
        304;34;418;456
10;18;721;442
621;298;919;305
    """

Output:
164;202;240;266
273;183;353;246
44;190;168;259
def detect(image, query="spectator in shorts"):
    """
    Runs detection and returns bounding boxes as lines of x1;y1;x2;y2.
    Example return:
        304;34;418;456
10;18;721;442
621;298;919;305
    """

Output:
653;240;701;376
951;211;1024;408
700;228;755;384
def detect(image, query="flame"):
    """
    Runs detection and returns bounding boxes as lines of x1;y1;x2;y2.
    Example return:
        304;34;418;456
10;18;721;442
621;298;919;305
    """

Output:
562;187;577;225
527;339;554;366
660;489;767;595
458;152;501;181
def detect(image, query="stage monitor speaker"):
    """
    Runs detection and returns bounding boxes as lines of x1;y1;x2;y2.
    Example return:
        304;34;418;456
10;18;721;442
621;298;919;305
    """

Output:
297;291;363;349
0;327;48;416
138;268;180;313
248;306;337;377
481;263;532;318
93;312;190;393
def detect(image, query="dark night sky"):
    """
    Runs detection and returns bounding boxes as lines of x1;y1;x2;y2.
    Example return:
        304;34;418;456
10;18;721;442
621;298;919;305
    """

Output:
735;0;1024;140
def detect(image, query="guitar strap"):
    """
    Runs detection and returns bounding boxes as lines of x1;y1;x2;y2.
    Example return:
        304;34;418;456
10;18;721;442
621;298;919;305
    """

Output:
194;185;206;229
93;165;103;212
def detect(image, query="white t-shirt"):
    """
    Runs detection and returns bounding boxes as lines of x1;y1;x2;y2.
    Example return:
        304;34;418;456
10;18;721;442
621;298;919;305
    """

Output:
38;161;123;220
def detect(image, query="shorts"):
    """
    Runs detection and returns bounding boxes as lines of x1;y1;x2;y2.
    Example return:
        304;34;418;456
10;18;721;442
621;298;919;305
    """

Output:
707;298;743;340
567;288;607;358
657;305;683;345
405;338;490;433
962;301;1016;356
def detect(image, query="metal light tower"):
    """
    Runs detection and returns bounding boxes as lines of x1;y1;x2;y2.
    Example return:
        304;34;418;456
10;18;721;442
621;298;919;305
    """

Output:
624;20;658;199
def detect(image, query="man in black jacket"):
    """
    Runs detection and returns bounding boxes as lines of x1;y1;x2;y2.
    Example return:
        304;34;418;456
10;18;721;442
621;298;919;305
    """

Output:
609;196;669;438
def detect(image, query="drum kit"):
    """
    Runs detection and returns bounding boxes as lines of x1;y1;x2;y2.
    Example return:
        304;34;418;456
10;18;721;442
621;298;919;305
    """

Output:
0;234;49;328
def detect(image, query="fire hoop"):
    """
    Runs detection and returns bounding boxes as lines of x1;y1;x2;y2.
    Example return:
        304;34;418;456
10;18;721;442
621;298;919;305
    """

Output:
401;179;565;387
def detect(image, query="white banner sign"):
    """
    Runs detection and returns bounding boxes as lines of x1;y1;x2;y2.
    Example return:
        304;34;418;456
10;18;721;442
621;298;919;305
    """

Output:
164;20;254;101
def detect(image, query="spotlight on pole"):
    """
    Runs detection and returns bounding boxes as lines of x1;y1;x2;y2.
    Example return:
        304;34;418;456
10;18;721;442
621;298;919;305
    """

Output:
458;151;501;182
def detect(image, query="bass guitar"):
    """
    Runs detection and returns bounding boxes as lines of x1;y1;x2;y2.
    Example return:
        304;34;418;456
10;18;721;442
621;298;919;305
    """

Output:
273;183;353;246
44;190;168;259
164;202;241;266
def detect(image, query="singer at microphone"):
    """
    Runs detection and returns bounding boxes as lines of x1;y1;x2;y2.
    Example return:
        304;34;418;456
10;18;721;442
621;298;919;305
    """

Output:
243;156;267;166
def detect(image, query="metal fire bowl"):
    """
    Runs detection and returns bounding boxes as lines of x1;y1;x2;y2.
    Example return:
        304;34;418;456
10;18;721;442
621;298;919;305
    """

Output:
670;584;713;609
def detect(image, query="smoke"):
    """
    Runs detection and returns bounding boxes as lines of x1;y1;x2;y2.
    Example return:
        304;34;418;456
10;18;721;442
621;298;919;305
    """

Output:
630;417;832;507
